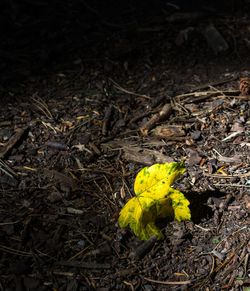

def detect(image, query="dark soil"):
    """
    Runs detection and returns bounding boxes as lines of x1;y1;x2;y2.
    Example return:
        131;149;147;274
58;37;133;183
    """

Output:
0;1;249;290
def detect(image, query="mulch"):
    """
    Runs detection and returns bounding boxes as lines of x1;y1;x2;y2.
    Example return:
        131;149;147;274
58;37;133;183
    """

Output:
0;2;250;290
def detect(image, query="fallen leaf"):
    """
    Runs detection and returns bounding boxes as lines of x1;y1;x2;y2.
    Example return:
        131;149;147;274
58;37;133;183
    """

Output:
119;162;191;240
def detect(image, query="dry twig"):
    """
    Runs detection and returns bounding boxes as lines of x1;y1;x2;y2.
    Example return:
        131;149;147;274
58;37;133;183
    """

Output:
109;78;151;99
140;103;172;136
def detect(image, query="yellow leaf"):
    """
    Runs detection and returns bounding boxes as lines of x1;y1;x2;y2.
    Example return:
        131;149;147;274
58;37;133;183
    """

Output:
118;162;190;240
169;189;191;221
118;196;163;240
134;162;185;200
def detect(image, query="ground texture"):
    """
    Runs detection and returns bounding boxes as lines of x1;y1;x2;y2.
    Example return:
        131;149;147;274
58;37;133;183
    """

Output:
0;2;250;290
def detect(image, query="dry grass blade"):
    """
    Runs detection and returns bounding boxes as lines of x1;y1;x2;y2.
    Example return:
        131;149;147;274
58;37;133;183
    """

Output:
0;159;16;178
0;221;19;226
0;244;32;256
109;78;152;99
31;94;53;119
174;89;239;104
41;121;57;133
214;183;250;188
143;277;191;285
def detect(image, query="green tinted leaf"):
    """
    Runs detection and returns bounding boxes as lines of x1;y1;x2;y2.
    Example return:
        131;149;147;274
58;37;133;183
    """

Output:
134;162;186;199
118;196;162;240
118;162;191;240
169;189;191;221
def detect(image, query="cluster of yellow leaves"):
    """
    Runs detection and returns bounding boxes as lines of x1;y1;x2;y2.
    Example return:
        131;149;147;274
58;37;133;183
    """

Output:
118;162;191;240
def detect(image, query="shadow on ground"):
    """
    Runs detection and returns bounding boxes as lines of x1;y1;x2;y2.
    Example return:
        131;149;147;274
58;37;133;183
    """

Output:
186;190;227;223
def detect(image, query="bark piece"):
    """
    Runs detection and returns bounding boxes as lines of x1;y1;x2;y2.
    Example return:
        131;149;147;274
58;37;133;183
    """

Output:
123;146;173;165
153;125;185;139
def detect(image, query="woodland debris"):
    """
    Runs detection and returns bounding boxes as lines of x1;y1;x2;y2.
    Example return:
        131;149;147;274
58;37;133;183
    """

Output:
128;108;157;125
152;125;186;139
175;89;239;104
43;169;78;194
140;103;172;136
84;243;111;257
143;276;192;285
0;127;29;159
122;146;173;165
0;9;250;290
0;121;12;127
222;131;243;142
46;141;68;151
31;94;53;119
184;78;238;94
102;105;113;136
217;155;242;163
0;159;17;178
186;148;203;166
66;207;84;215
110;78;151;100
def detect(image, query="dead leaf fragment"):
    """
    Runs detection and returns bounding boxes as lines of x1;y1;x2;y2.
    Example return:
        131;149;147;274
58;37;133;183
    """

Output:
43;169;78;194
186;148;202;166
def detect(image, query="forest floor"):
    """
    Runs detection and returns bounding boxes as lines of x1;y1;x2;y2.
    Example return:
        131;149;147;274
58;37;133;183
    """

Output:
0;3;249;290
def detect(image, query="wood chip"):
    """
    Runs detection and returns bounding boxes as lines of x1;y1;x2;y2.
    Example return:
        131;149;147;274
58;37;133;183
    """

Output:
153;125;186;139
122;146;173;165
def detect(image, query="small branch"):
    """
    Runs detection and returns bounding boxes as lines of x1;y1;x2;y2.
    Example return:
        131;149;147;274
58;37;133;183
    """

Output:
175;89;239;104
183;77;238;94
140;103;172;136
0;126;29;159
214;183;250;188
